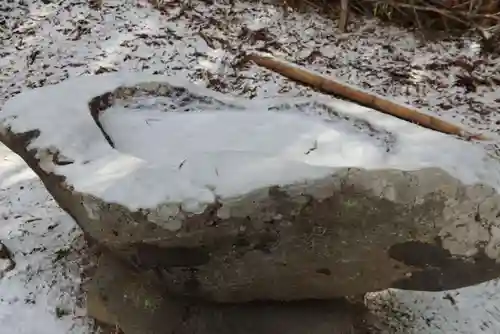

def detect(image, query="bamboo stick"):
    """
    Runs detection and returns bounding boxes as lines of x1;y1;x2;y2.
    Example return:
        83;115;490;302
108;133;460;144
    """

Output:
245;53;488;141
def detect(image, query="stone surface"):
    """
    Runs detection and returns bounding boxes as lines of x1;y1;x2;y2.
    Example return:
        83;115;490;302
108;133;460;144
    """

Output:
0;242;15;278
3;73;500;302
87;251;382;334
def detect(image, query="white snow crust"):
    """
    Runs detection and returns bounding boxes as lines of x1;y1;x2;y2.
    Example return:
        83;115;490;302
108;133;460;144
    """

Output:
3;72;500;213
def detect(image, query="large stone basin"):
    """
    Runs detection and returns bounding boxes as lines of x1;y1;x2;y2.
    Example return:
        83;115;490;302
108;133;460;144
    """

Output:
2;72;500;302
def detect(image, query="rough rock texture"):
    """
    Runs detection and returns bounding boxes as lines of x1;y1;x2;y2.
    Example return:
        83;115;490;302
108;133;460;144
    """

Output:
0;242;15;278
87;251;382;334
3;72;500;302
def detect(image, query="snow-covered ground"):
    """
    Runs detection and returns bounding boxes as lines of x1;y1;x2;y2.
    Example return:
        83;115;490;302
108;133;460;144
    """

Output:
1;0;500;332
0;144;94;334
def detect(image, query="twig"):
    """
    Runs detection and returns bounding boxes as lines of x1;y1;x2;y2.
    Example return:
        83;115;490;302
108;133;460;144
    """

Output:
339;0;350;31
349;0;500;31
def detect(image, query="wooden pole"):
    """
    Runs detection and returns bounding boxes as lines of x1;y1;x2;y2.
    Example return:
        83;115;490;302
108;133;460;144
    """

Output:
245;53;488;141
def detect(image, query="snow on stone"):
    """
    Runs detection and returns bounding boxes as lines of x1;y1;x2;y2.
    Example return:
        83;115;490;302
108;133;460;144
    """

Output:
3;72;500;215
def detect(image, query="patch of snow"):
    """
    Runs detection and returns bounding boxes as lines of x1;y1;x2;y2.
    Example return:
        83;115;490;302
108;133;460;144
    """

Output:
368;282;500;333
0;144;93;334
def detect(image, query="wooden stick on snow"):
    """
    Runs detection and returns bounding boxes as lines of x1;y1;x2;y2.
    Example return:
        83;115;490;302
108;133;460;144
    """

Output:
245;53;488;141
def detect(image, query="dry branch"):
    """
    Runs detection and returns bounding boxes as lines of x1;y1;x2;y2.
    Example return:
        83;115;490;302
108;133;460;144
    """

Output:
280;0;500;34
339;0;350;31
349;0;500;32
246;53;488;141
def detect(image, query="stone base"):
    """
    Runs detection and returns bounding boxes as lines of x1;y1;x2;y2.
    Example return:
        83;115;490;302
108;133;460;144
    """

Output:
86;251;385;334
